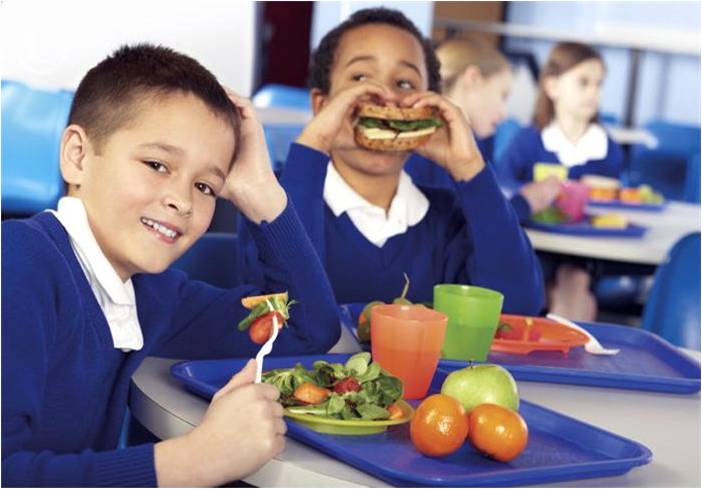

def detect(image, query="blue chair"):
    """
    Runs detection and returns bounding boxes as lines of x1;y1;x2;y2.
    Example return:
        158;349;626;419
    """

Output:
683;152;700;204
628;120;701;200
170;233;242;289
493;118;522;169
1;80;73;215
640;233;701;350
252;83;310;111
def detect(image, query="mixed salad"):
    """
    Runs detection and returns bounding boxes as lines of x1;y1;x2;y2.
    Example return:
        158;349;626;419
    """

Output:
262;352;404;421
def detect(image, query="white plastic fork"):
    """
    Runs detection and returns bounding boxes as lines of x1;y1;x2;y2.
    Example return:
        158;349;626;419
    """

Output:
254;300;281;383
547;313;620;355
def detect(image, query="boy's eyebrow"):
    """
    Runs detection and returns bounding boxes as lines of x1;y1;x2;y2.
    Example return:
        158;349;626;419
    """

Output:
206;165;226;182
138;142;185;155
345;56;422;77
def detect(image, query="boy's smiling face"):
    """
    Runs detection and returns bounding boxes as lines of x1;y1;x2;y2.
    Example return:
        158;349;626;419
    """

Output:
324;23;429;176
62;92;235;280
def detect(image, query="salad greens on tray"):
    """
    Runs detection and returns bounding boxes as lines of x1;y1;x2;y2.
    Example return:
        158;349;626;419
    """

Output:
262;352;404;421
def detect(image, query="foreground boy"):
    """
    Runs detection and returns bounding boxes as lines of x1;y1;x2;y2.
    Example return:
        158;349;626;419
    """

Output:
2;44;340;486
240;8;544;314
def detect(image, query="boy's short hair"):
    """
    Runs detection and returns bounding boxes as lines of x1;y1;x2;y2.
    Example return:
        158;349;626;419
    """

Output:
309;7;441;94
68;43;240;156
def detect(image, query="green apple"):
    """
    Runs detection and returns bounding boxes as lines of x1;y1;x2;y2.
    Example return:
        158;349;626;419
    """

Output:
440;364;519;412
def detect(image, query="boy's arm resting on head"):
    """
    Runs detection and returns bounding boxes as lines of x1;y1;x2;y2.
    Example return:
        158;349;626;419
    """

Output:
156;198;339;358
446;165;546;315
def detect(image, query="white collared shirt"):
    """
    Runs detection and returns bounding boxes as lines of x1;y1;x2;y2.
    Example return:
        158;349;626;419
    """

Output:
541;122;609;168
323;162;430;248
50;197;144;352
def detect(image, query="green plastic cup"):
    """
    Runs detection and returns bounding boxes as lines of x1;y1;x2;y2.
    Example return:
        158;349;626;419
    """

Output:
433;284;504;361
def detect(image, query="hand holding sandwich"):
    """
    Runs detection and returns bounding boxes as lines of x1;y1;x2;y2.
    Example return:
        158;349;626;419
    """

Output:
297;82;393;154
403;91;486;182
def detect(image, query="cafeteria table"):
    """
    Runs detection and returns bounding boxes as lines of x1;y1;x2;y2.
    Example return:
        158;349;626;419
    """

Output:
524;201;700;265
129;328;701;488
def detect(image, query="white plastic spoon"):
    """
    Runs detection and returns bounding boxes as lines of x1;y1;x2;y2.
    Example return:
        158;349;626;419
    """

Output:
547;313;620;355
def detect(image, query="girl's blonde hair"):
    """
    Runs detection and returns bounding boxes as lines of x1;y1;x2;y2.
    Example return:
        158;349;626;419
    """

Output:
533;41;604;130
436;36;511;94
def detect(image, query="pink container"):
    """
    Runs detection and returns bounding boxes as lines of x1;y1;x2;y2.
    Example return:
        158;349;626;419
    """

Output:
556;181;589;223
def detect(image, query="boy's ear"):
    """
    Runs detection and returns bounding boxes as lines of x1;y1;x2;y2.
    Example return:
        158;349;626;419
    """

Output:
59;124;90;190
310;88;327;115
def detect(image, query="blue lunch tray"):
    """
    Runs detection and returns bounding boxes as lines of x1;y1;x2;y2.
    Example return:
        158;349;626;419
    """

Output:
340;303;701;394
525;217;647;237
170;354;652;487
588;200;666;212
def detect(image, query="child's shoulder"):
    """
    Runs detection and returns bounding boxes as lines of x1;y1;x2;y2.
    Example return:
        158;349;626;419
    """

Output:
415;184;460;213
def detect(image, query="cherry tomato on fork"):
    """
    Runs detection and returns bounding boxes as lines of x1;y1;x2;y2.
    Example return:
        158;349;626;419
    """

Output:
248;311;285;344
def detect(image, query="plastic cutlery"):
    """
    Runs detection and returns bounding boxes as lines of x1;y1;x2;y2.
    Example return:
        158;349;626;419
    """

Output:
255;300;281;383
547;313;620;355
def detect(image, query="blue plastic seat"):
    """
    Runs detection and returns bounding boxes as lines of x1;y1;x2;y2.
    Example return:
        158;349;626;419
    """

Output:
640;233;701;350
252;84;310;111
628;120;701;200
1;80;74;215
683;152;700;204
170;233;242;289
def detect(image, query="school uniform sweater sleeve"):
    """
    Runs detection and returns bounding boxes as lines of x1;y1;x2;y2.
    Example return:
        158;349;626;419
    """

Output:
153;198;340;358
1;221;156;487
448;164;545;315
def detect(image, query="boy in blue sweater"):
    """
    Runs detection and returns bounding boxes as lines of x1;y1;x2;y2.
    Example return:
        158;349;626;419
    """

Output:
2;44;340;487
241;8;544;315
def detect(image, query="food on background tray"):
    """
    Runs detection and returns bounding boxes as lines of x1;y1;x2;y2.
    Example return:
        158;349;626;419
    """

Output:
440;363;520;412
580;174;620;201
238;291;296;344
591;213;628;229
467;403;529;462
354;102;442;151
262;352;404;421
530;205;569;225
410;394;469;457
533;162;568;182
357;273;412;342
619;184;665;205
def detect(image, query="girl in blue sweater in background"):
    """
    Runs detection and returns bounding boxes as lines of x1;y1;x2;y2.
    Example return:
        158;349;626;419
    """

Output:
405;36;563;227
241;8;544;315
2;45;339;487
500;42;624;321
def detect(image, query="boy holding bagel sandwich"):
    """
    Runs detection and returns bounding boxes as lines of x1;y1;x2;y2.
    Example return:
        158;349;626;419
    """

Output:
240;8;544;315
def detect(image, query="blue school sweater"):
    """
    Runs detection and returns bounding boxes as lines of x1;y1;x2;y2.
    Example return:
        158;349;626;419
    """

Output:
1;202;340;487
241;143;544;315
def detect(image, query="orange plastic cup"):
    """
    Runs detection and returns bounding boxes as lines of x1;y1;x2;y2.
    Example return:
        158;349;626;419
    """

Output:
370;304;448;400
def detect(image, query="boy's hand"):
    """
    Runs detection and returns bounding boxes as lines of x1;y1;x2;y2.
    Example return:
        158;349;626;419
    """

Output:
155;360;286;487
220;90;287;224
519;177;563;214
402;92;485;182
297;82;393;154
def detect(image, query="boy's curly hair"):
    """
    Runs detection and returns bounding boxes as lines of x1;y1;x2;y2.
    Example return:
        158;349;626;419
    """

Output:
68;43;239;153
308;7;441;94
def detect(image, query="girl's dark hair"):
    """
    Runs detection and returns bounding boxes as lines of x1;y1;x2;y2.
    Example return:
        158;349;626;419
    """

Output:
69;43;239;154
533;42;604;130
308;7;441;94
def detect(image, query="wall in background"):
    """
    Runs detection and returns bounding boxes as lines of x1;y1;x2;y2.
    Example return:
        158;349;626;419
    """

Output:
1;0;257;96
504;1;700;126
310;1;434;49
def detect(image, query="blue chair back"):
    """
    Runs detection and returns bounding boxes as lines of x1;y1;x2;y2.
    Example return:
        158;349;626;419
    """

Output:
170;233;242;289
493;118;522;170
629;120;701;200
641;233;701;349
1;80;73;215
683;152;700;204
253;84;310;111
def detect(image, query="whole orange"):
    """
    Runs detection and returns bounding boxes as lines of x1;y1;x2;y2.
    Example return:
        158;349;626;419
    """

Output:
467;403;528;462
410;394;469;457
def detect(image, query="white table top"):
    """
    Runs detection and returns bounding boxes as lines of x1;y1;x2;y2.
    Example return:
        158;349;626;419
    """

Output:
129;342;701;488
525;201;701;265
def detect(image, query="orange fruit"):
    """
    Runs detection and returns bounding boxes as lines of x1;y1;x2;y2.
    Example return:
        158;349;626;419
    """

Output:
468;403;528;462
410;394;469;457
